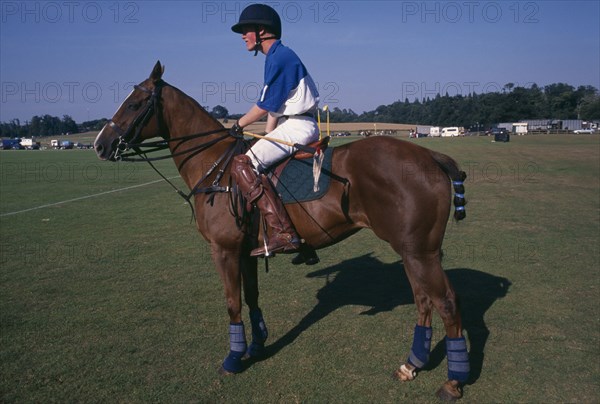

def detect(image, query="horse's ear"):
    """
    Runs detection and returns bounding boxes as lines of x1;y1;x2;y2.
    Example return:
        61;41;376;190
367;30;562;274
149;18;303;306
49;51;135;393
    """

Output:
150;60;164;81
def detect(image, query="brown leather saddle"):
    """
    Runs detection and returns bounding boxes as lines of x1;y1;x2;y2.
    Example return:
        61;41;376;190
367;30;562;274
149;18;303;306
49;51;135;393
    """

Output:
270;136;330;183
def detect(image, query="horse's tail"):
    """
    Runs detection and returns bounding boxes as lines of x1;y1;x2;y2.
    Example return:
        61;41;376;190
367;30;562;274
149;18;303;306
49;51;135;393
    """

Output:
430;151;467;221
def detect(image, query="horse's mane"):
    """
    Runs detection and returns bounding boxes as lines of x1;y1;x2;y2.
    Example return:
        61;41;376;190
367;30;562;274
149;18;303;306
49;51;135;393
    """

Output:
163;81;225;130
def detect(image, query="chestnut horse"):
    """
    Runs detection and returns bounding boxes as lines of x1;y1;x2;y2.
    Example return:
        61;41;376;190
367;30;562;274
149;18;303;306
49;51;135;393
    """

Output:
95;62;469;400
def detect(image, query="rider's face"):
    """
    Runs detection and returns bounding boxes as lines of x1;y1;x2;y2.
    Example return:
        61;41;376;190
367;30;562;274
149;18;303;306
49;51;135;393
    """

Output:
241;26;264;52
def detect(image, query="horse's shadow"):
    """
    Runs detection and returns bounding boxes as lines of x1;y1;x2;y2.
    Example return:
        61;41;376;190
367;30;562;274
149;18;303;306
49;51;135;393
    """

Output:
261;253;510;383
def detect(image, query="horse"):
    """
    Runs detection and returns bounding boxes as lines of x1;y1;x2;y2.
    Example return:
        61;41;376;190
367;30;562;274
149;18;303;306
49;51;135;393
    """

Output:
94;61;470;401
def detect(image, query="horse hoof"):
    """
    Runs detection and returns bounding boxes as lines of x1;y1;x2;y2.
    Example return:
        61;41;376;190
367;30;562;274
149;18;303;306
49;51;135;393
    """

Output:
244;342;266;360
291;245;320;265
218;366;235;377
435;380;463;401
393;364;416;381
291;253;305;265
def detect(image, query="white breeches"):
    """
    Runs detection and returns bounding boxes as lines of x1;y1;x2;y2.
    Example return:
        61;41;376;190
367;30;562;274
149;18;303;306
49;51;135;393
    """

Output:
246;116;319;172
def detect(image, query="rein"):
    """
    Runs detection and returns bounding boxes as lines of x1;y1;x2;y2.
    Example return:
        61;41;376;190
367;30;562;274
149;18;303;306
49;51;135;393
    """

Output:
108;80;249;219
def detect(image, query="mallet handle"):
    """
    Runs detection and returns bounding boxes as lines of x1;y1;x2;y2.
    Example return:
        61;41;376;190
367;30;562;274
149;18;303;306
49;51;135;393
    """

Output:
243;131;316;155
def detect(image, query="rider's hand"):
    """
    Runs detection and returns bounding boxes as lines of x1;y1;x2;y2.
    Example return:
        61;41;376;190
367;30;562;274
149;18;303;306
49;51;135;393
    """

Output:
229;121;244;138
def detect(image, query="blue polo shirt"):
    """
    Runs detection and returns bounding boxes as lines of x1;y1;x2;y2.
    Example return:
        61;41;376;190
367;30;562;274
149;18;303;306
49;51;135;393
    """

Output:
257;40;319;116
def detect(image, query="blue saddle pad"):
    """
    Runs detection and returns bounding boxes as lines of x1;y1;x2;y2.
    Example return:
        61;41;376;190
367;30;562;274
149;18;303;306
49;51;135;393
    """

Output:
274;147;334;204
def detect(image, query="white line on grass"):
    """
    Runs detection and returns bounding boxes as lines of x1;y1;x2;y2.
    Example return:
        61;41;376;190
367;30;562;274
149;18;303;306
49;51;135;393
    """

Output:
0;177;181;217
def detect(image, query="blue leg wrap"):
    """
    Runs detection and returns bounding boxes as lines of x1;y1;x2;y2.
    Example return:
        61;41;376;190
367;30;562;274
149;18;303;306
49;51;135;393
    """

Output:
222;322;247;373
247;309;268;358
446;336;470;382
407;324;433;369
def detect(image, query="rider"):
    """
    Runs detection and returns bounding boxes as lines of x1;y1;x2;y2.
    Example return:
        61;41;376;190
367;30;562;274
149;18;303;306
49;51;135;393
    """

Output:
230;4;320;257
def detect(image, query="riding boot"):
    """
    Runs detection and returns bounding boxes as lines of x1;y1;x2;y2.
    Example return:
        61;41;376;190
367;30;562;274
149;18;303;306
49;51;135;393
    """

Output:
232;155;301;257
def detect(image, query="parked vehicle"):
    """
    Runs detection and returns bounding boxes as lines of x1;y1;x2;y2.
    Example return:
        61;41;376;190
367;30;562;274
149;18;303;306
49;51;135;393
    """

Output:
1;138;22;150
513;123;528;135
19;138;40;150
573;128;595;134
414;125;431;137
492;128;510;142
60;140;74;149
441;127;460;137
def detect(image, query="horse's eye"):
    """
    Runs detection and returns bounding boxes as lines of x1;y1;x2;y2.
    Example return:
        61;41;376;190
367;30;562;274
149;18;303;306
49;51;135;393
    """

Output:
127;102;141;111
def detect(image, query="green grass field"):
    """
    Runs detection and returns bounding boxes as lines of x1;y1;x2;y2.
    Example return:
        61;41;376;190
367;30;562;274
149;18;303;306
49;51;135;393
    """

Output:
1;134;599;402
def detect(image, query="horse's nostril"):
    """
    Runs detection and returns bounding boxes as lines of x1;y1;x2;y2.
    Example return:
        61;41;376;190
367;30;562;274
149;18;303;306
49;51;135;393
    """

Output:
95;143;105;157
95;142;109;160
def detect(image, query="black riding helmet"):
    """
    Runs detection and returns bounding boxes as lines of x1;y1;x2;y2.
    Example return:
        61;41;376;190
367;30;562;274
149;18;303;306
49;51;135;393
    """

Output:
231;4;281;55
231;4;282;37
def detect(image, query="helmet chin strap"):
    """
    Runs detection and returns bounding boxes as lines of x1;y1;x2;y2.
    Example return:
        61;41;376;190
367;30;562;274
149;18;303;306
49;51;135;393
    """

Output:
253;29;278;56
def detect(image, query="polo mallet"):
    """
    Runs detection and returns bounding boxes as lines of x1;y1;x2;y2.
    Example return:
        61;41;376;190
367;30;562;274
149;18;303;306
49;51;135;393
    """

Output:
317;105;330;141
242;131;317;155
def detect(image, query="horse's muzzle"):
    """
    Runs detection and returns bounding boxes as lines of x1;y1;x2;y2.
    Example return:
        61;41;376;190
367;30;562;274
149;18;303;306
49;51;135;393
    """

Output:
94;126;118;161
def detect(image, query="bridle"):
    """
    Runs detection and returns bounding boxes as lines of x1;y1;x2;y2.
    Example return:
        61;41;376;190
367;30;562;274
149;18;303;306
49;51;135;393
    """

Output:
107;80;168;161
105;80;249;219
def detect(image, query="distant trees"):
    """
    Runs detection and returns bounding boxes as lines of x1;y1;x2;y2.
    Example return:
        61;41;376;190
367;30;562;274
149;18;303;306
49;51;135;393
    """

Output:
327;107;358;122
579;92;600;119
340;83;600;127
0;114;79;138
210;105;229;120
0;119;27;138
79;118;108;132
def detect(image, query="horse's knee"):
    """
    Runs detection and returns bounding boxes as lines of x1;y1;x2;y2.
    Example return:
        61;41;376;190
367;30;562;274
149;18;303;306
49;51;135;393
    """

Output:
440;295;458;319
428;294;461;339
414;293;433;322
226;298;242;323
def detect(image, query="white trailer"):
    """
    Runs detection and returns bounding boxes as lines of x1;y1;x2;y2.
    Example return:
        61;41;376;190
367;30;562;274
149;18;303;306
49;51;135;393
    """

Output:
20;138;39;149
512;123;528;135
20;138;33;148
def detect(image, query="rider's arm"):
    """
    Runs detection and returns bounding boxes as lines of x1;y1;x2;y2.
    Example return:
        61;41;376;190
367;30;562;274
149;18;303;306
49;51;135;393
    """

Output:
238;105;268;128
265;113;278;133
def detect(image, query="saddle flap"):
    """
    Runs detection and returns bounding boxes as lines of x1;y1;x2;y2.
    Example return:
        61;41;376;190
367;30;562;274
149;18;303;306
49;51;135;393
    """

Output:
268;136;331;192
268;146;334;204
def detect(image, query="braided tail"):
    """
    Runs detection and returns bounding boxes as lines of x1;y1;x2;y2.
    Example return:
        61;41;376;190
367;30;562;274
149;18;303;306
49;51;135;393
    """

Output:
430;151;467;221
451;171;467;220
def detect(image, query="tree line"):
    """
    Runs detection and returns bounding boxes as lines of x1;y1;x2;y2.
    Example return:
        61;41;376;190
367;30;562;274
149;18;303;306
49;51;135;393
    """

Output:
0;115;110;139
330;83;600;128
1;82;598;138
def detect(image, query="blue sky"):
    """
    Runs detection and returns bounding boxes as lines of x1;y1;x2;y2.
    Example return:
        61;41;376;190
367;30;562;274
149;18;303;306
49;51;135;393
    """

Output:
1;1;599;123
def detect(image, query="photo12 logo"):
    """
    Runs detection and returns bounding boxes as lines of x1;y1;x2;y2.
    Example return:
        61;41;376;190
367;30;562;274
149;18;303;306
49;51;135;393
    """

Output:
0;241;140;267
401;81;536;100
198;80;340;106
462;161;540;184
0;161;138;185
1;1;140;24
200;1;340;24
1;81;136;105
400;1;540;24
